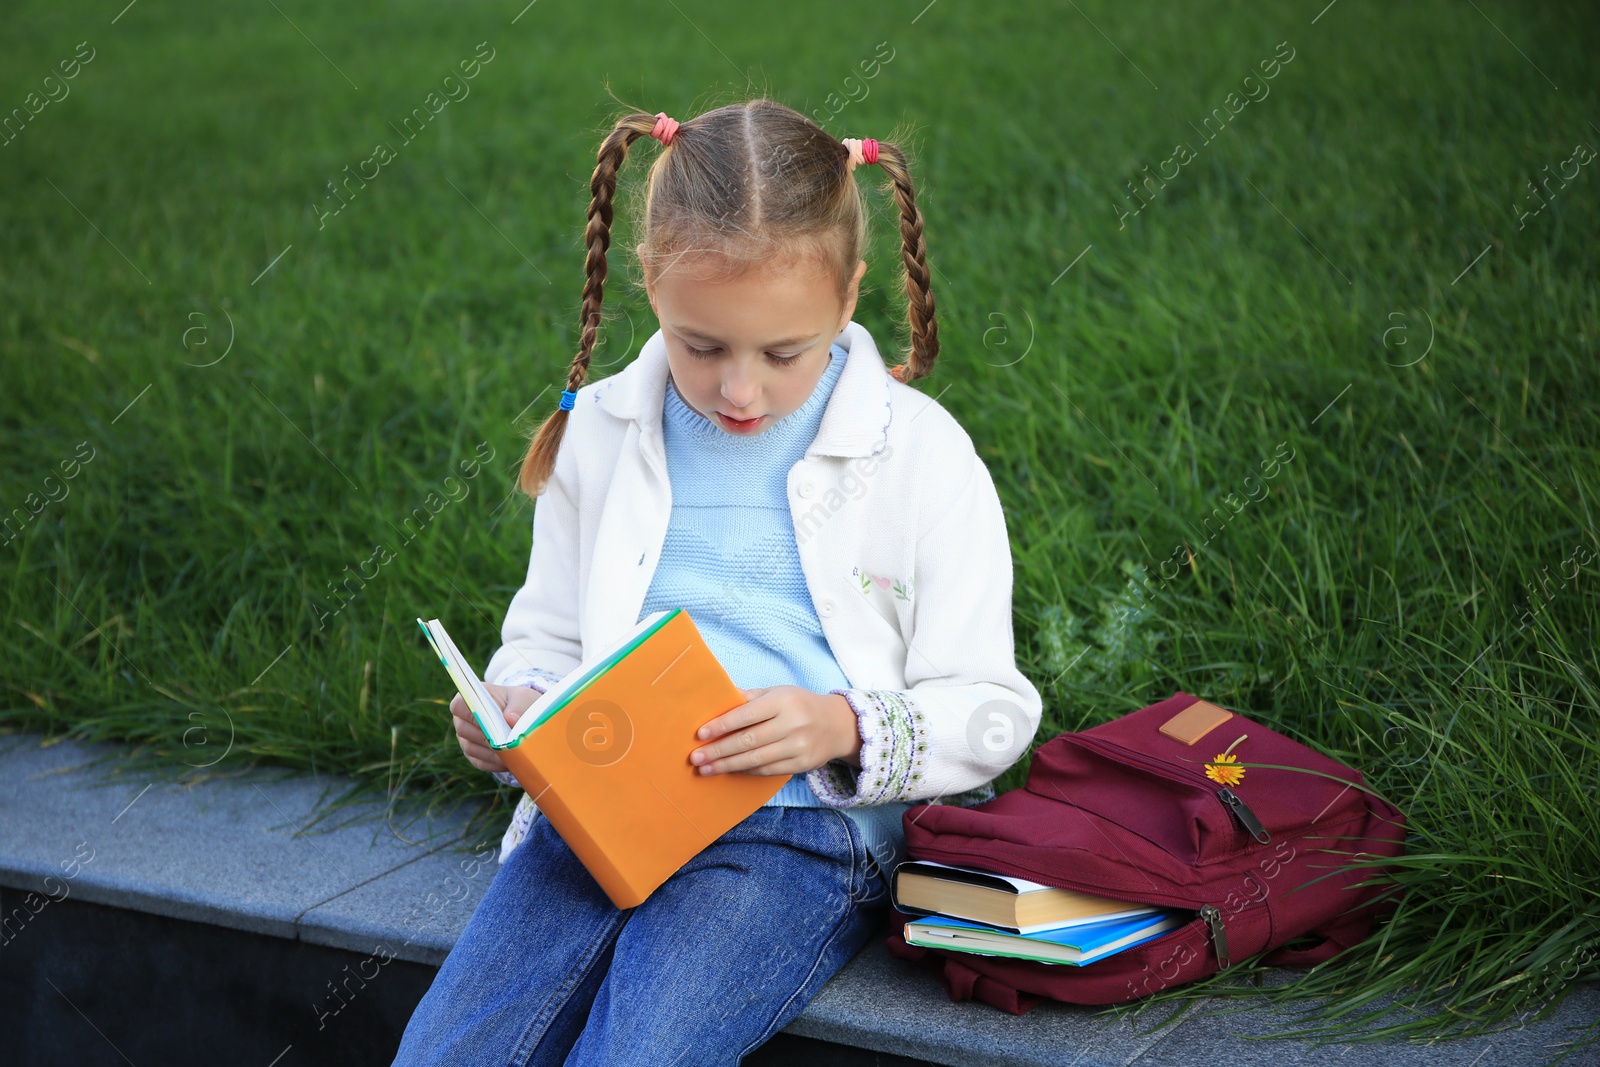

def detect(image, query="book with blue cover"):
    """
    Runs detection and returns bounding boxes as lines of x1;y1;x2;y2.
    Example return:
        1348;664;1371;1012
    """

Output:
902;909;1189;966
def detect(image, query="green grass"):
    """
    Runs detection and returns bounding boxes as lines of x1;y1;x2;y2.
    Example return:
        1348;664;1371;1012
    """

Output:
2;0;1597;1055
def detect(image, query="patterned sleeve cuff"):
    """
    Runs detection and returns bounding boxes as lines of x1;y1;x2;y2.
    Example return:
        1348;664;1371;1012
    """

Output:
491;770;520;787
806;689;930;807
498;791;541;864
495;665;567;692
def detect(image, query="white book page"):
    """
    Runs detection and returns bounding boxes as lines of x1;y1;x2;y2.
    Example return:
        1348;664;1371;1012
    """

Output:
430;622;512;746
903;859;1058;893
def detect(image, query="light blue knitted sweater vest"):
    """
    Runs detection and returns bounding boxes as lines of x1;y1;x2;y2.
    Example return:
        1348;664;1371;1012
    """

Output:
638;341;908;876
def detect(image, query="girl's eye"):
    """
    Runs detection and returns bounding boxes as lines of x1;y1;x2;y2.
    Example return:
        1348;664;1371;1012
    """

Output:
685;343;802;366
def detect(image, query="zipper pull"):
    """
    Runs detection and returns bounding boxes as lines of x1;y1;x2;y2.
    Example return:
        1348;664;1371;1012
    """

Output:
1217;787;1271;844
1200;904;1230;969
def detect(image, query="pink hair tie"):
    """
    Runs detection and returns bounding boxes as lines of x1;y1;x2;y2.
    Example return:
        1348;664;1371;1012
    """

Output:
650;112;680;146
843;137;880;173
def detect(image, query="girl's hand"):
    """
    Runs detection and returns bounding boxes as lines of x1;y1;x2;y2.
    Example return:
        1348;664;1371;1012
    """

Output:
451;682;544;774
690;686;862;777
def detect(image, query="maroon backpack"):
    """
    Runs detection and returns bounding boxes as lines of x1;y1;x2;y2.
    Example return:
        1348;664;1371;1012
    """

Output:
885;691;1409;1013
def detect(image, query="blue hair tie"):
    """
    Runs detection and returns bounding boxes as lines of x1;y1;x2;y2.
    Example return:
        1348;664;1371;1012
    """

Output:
558;389;577;411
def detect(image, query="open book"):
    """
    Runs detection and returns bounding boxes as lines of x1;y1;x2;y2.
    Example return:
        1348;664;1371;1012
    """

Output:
420;610;679;752
417;609;789;908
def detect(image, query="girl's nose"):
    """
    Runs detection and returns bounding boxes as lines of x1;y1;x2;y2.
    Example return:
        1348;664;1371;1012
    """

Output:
721;372;761;409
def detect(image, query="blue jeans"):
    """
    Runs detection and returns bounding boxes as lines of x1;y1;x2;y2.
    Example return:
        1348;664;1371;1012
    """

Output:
392;804;892;1066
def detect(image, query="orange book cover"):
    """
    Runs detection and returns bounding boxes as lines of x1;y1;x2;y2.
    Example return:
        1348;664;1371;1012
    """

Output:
493;609;788;909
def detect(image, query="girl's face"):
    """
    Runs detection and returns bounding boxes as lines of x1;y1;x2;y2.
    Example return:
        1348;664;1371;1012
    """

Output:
645;254;868;435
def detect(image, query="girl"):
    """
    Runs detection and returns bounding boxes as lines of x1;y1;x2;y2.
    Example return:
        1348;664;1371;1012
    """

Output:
394;98;1042;1066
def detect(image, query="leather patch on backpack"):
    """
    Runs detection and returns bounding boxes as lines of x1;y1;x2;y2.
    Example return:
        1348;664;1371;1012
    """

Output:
1158;699;1233;745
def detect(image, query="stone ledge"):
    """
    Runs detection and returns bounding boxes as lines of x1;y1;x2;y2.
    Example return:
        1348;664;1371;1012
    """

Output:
2;732;1595;1067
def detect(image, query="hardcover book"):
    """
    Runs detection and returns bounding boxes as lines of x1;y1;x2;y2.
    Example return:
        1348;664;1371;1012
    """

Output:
418;608;787;908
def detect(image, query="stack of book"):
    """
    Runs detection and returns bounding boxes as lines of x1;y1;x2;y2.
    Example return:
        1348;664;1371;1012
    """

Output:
893;860;1190;966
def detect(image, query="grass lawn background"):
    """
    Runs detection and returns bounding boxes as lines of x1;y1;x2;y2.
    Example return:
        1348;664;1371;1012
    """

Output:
2;0;1596;1052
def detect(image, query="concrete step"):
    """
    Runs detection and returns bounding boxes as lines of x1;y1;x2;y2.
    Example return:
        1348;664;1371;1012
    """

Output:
2;733;1595;1066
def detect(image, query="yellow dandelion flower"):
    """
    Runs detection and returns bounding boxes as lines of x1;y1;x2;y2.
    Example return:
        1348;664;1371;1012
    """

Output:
1204;752;1245;787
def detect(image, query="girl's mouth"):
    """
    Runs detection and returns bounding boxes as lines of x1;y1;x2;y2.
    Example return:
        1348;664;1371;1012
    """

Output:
717;412;766;432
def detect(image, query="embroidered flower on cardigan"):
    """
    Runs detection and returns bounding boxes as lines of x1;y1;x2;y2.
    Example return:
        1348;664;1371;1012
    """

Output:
852;567;913;602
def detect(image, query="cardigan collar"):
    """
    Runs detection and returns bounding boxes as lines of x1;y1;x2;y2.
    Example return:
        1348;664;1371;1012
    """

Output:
592;320;892;459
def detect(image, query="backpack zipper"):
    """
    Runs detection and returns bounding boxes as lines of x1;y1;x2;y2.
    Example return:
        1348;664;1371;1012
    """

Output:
1199;904;1231;969
1216;787;1271;844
